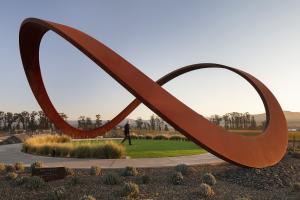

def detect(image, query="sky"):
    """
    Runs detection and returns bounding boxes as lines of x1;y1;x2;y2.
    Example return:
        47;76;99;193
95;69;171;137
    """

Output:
0;1;299;120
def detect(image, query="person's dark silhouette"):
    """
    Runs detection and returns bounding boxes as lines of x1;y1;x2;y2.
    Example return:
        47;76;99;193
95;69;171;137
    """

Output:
121;122;132;145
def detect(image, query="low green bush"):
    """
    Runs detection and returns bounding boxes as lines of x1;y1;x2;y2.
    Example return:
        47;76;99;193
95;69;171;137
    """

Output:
169;135;185;141
23;176;45;189
145;135;153;140
175;164;189;175
122;166;138;176
171;172;184;185
122;182;139;198
199;183;214;198
14;162;25;172
79;195;96;200
103;172;120;185
6;172;18;180
202;172;216;186
5;164;15;172
46;186;66;200
153;134;169;140
90;166;101;176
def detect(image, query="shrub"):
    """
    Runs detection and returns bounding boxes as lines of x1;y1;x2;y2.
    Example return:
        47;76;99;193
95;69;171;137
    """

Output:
202;172;216;186
31;161;43;172
73;144;92;158
122;166;138;176
15;176;26;185
6;172;18;180
153;134;169;140
169;135;185;141
102;141;125;159
65;167;75;176
175;164;189;175
79;195;96;200
199;183;214;198
145;135;153;140
5;164;15;172
14;162;25;172
23;176;45;189
0;163;6;173
171;172;184;185
138;174;150;184
90;166;101;176
122;182;139;198
293;182;300;192
103;172;120;185
46;186;66;200
23;135;126;159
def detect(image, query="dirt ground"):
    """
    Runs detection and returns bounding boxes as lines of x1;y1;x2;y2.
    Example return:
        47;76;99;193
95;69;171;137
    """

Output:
0;154;299;200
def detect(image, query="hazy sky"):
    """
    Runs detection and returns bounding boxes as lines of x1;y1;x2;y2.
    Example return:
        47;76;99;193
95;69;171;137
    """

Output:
0;1;299;120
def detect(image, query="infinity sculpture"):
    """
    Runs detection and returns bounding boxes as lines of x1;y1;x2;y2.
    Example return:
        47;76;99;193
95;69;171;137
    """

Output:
19;18;288;168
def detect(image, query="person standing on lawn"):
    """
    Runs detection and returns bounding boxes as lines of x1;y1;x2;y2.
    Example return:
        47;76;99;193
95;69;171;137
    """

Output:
121;121;132;145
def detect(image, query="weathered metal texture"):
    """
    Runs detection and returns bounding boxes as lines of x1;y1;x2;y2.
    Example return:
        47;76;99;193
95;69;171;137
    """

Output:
19;18;288;168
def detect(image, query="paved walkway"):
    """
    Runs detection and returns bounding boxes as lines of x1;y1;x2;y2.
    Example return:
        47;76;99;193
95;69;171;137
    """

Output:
0;144;224;169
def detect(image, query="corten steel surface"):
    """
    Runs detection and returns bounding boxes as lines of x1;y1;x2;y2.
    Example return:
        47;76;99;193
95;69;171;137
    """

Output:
19;18;288;168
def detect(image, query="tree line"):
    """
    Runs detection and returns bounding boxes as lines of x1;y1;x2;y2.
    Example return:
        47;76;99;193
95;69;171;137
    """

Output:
209;112;259;130
0;110;260;133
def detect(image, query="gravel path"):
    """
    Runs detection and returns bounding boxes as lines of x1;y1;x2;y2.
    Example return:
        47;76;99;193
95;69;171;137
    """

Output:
0;144;224;168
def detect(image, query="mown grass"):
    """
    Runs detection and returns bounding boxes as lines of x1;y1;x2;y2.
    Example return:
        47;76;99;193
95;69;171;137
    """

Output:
74;139;206;158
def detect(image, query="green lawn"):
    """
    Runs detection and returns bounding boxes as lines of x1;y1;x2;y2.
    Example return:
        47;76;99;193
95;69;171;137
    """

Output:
73;139;206;158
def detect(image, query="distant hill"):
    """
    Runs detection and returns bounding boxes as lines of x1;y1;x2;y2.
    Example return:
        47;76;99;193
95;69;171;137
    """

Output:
254;111;300;129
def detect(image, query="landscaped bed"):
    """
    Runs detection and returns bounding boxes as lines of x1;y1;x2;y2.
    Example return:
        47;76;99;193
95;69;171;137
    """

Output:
22;135;206;159
0;154;299;200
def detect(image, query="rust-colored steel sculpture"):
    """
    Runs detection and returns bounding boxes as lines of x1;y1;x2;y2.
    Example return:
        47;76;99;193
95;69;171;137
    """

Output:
19;18;288;168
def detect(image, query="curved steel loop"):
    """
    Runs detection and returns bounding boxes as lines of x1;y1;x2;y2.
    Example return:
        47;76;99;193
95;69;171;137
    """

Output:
19;18;288;168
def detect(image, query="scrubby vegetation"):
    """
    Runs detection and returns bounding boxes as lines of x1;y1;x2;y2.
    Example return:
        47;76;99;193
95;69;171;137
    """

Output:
171;171;184;185
103;172;120;185
122;166;138;176
6;172;18;180
122;182;139;198
23;135;125;159
65;167;75;176
46;186;66;200
90;166;101;176
175;164;189;175
23;176;46;189
199;183;215;198
14;162;25;172
0;155;298;199
79;195;96;200
5;164;15;172
31;161;44;171
0;163;5;173
202;172;217;186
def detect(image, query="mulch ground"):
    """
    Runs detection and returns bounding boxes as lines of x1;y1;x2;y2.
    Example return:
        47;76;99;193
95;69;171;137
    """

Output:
0;154;299;200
